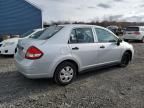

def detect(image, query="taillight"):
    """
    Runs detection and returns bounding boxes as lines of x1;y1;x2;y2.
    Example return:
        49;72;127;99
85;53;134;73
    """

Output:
25;46;43;59
134;31;140;35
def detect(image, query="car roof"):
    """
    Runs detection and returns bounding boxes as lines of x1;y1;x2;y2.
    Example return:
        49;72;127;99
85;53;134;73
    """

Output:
58;24;105;29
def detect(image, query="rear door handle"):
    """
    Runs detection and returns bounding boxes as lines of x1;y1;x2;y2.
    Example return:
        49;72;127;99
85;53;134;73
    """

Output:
100;45;105;48
72;47;79;50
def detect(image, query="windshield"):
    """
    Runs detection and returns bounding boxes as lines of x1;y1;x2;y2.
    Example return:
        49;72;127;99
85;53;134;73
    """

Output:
126;27;139;31
30;26;63;40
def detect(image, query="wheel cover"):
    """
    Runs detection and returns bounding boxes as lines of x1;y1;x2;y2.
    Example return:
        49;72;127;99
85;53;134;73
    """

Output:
59;66;74;83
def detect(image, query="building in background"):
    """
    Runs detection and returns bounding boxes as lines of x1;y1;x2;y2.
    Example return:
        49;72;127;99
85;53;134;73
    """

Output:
0;0;42;40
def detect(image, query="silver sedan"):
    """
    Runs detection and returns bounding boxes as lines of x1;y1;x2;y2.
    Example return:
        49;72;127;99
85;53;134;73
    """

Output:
15;24;134;85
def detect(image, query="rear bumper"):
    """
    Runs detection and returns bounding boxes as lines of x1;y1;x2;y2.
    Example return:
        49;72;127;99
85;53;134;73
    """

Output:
14;54;54;79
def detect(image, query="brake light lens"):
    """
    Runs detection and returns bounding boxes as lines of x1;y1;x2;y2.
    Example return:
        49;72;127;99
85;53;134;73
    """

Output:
134;31;140;35
25;46;43;59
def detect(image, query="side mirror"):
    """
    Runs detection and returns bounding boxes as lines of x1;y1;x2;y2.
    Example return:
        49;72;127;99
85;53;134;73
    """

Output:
117;38;122;46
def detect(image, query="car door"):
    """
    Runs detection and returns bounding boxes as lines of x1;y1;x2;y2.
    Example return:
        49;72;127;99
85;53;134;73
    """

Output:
68;27;98;70
94;27;122;64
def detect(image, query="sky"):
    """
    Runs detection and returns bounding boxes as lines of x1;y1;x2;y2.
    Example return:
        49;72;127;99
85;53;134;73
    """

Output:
27;0;144;22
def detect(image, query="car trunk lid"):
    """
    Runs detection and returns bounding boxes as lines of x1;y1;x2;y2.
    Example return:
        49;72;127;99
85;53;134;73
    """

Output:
17;39;46;59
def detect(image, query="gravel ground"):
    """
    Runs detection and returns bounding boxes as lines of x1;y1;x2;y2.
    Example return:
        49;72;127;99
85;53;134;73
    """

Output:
0;43;144;108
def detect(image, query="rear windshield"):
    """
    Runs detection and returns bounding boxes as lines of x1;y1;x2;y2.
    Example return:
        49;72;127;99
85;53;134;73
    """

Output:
126;27;139;31
30;26;63;40
29;30;44;38
21;30;35;37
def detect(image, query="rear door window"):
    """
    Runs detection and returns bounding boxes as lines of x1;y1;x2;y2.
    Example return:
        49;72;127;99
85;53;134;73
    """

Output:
126;27;139;31
69;28;94;43
30;26;63;40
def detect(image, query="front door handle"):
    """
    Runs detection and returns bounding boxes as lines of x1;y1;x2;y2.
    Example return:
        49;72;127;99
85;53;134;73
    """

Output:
72;47;79;50
100;45;105;48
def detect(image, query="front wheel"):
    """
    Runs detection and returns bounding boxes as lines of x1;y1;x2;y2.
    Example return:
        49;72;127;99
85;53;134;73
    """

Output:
54;62;77;85
124;39;129;42
120;52;131;67
140;37;144;43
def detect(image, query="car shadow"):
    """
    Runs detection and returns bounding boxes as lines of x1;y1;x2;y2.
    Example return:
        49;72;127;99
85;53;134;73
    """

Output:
0;71;56;103
76;65;119;82
124;40;142;44
0;55;14;58
0;65;120;104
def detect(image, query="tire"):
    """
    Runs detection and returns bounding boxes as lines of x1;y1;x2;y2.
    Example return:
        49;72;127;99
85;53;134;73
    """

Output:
124;39;128;42
140;37;144;43
15;48;17;53
54;62;77;85
120;52;131;67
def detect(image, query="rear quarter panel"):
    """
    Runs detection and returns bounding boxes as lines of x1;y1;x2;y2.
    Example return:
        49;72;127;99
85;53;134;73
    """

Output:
38;43;80;77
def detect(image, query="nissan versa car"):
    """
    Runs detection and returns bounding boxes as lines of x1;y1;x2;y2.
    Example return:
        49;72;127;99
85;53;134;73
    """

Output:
123;26;144;42
15;24;134;85
0;29;43;55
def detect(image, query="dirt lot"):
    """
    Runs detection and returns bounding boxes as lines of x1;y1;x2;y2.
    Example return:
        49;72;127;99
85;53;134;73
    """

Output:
0;43;144;108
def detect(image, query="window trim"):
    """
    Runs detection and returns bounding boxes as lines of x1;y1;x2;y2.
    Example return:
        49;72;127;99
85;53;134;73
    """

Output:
68;29;78;44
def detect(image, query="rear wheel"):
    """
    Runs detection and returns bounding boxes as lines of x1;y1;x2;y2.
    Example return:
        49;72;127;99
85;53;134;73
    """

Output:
15;48;17;53
120;52;131;67
54;62;77;85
